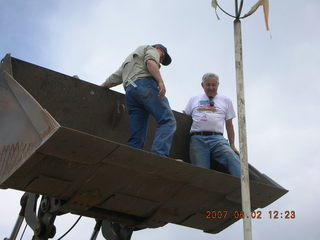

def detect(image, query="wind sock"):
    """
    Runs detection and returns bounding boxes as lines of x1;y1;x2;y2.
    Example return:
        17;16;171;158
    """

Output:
243;0;270;31
211;0;220;20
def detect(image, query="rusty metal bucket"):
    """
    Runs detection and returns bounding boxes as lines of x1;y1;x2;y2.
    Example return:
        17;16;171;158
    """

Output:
0;54;287;234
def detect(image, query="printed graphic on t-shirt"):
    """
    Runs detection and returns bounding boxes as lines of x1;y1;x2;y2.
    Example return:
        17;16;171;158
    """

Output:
197;100;216;112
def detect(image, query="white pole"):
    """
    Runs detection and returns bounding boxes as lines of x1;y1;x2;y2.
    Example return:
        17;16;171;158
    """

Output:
233;19;253;240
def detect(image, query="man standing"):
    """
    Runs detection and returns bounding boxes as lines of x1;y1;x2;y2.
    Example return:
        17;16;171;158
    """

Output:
101;44;176;157
184;73;240;177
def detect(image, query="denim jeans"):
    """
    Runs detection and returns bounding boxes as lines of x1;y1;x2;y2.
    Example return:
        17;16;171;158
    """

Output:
125;78;176;156
189;135;240;177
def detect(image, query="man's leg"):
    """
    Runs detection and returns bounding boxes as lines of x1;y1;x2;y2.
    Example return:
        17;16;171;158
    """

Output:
148;97;176;156
210;136;241;177
139;80;176;156
189;135;211;168
125;86;149;149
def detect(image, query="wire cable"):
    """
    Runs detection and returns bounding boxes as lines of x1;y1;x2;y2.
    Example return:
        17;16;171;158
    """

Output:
238;0;244;17
56;216;82;240
217;2;237;19
216;0;248;19
19;223;28;240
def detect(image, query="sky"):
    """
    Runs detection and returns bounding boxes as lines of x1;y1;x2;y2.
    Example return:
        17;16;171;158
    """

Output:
0;0;319;239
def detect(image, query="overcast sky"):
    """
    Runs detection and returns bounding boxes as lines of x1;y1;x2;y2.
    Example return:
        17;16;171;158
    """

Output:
1;0;319;239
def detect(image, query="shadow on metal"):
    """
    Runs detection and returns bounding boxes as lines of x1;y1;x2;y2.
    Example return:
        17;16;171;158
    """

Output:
0;54;288;238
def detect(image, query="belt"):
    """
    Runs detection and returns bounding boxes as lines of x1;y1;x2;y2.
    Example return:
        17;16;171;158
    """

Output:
190;131;223;136
125;77;156;89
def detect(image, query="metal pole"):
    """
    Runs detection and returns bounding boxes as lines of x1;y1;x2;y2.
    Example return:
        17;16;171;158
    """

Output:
233;19;252;240
5;193;29;240
235;0;239;16
7;215;24;240
89;220;102;240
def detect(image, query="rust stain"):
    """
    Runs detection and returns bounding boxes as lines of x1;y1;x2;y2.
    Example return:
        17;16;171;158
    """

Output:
39;108;59;139
0;142;35;185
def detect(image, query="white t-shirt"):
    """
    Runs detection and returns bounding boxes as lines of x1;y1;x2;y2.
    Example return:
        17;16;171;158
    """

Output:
184;93;236;134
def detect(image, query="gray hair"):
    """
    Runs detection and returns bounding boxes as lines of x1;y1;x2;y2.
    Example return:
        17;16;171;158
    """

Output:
202;73;219;83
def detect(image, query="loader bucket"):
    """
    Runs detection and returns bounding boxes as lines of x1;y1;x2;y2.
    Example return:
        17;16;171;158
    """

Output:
0;54;287;233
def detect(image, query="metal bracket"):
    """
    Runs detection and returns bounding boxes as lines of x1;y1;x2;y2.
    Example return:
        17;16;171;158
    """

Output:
24;193;61;240
101;220;133;240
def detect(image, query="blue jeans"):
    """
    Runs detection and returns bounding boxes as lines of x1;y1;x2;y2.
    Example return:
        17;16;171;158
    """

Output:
125;78;176;156
189;135;240;177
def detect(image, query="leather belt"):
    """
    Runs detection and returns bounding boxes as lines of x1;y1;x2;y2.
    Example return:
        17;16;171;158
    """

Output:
190;131;223;136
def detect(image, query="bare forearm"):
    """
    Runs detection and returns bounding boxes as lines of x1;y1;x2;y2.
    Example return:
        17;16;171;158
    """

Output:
146;59;166;98
227;128;235;145
226;119;239;155
226;120;235;145
146;60;164;85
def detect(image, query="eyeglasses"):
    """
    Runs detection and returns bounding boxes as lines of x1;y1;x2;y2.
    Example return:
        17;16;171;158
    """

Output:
209;97;214;107
204;82;218;87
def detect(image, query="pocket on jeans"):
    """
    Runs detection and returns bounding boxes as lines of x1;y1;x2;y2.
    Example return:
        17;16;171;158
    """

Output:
138;86;152;99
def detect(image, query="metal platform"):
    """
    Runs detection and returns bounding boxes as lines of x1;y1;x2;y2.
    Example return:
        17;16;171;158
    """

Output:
0;54;288;234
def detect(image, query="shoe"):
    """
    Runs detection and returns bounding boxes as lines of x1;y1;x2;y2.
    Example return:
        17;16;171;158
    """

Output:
175;159;184;162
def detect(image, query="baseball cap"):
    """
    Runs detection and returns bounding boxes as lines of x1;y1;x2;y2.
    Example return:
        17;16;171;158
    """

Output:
152;44;172;66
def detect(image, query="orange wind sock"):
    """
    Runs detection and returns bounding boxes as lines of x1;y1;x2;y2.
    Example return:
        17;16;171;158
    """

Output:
243;0;270;31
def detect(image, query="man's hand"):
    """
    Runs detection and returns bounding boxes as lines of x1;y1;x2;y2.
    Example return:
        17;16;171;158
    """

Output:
100;81;109;88
158;81;166;98
230;144;240;156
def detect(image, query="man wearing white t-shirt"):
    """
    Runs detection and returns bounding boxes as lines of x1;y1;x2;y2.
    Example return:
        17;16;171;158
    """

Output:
184;73;240;177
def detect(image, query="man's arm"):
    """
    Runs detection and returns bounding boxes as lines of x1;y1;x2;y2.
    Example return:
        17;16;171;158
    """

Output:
226;119;240;155
101;67;123;88
183;98;194;115
146;59;166;98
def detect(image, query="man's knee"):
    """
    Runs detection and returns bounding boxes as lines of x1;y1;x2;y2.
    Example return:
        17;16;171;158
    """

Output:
168;117;177;131
161;114;176;131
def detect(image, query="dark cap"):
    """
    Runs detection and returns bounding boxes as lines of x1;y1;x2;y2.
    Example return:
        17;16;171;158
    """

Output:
152;44;172;66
